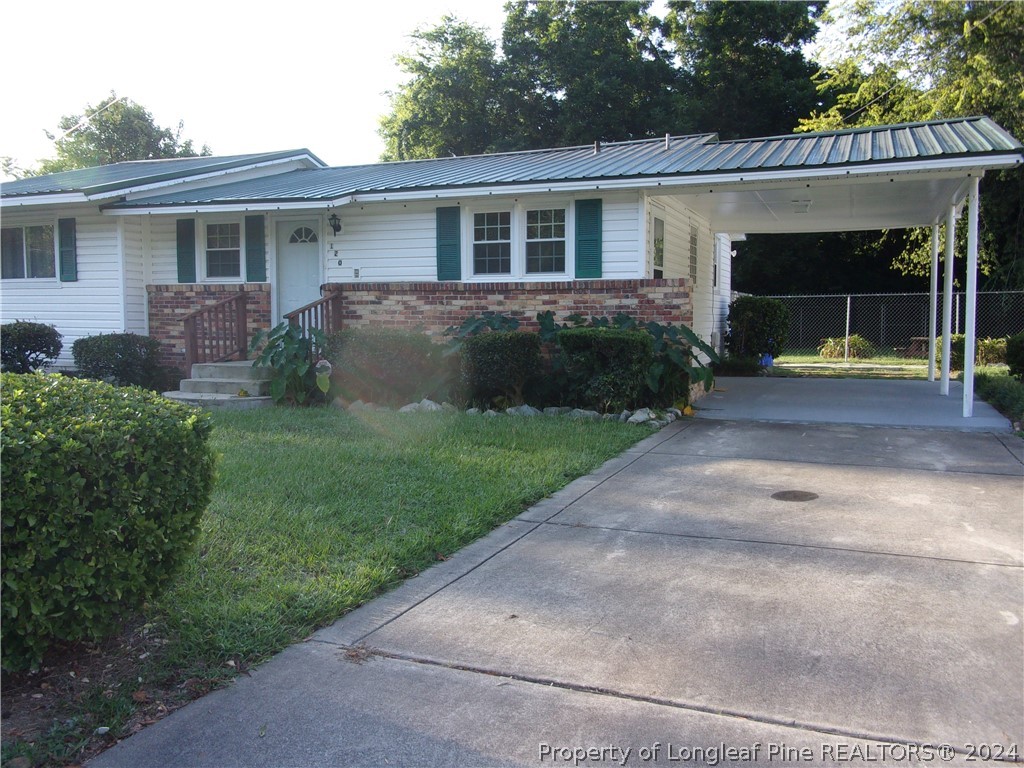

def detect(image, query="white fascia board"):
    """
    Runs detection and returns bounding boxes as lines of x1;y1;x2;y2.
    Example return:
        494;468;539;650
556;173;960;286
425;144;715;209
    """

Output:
0;192;91;208
104;196;354;216
86;154;325;201
343;154;1023;205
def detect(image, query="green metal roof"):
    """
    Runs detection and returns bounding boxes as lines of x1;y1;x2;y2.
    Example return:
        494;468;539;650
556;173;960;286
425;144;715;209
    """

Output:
0;150;326;199
108;117;1022;210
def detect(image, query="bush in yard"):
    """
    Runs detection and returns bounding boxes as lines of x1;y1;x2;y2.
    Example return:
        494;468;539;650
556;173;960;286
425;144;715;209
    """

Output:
725;296;789;360
1008;333;1024;381
1;321;63;373
1;373;216;671
324;326;451;405
72;332;165;389
818;334;874;360
936;335;1008;370
559;327;653;412
974;369;1024;425
461;331;541;407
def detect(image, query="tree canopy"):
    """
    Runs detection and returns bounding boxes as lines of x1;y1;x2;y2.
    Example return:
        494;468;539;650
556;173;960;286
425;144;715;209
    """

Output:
17;92;210;177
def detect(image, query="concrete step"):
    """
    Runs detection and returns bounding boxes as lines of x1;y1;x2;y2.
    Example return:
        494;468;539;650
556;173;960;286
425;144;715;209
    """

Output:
162;391;273;411
179;377;271;396
191;360;273;382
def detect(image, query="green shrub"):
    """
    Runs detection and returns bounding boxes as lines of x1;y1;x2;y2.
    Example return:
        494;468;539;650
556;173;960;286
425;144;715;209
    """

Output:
974;369;1024;424
1;374;216;671
726;296;789;359
250;322;329;405
559;327;654;412
1007;333;1024;381
818;334;875;359
324;326;450;405
72;332;165;389
462;331;541;407
936;335;1009;370
1;321;63;373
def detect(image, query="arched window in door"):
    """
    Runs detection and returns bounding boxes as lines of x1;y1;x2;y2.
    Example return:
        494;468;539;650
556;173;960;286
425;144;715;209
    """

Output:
289;227;319;244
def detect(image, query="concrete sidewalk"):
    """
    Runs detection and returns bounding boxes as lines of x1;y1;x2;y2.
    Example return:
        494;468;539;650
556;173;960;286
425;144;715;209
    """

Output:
91;420;1024;768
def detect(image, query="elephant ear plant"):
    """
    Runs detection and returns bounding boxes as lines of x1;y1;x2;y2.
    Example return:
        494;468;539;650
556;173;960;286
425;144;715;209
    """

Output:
250;322;330;405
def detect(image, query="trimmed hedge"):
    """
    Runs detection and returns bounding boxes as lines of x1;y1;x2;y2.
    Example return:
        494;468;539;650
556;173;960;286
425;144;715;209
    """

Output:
462;331;541;406
726;296;789;359
559;327;654;412
324;326;451;406
1;374;216;670
1;321;63;373
72;332;165;390
1008;333;1024;381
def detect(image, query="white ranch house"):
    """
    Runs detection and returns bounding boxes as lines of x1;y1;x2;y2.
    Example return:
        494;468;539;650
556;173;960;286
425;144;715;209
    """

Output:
1;117;1021;416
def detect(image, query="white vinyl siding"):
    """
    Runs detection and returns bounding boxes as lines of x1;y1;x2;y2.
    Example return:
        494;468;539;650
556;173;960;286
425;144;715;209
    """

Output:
600;192;644;279
122;216;147;334
0;205;124;368
647;194;716;342
148;216;180;284
323;204;436;283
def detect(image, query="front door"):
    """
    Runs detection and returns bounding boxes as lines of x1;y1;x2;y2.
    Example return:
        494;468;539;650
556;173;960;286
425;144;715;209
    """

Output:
276;221;322;320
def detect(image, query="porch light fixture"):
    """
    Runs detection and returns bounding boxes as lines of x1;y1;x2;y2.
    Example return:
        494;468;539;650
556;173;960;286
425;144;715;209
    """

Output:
328;212;342;235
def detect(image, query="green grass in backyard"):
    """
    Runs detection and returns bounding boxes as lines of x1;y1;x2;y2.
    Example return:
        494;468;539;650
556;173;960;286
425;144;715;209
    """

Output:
770;347;930;379
1;407;647;766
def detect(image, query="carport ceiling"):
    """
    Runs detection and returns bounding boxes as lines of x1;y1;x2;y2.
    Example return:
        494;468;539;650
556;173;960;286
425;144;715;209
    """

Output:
655;170;979;234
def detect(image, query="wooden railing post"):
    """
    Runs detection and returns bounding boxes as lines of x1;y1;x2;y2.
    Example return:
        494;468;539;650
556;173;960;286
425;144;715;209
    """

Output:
184;315;198;371
236;292;248;358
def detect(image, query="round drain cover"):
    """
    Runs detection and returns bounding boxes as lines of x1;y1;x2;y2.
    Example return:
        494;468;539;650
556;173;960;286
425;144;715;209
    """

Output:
771;490;819;502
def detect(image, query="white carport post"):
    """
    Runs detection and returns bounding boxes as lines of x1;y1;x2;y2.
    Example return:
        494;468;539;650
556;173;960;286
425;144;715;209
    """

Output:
962;176;981;417
928;225;940;382
939;205;956;396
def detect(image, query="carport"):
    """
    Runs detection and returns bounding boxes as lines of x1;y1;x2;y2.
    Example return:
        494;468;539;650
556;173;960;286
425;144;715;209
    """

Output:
651;116;1022;418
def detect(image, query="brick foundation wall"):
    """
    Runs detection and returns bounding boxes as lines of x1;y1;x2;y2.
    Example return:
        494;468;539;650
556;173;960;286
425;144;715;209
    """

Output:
147;284;271;372
321;279;693;337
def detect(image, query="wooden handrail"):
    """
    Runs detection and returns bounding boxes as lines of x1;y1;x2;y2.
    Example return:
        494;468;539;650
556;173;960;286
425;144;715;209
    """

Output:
284;292;343;337
183;292;249;370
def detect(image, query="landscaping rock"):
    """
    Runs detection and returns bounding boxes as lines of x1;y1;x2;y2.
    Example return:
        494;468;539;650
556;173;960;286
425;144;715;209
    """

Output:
665;411;677;423
569;408;602;421
398;403;420;413
507;404;542;417
651;419;669;428
628;408;655;424
348;400;372;412
483;409;502;417
543;406;572;417
602;413;618;421
418;399;443;412
466;407;482;415
619;410;632;422
667;407;683;418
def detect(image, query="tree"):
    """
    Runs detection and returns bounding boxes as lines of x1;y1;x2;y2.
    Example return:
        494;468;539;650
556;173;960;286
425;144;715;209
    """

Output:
664;1;828;138
32;92;209;175
798;0;1024;290
379;18;504;161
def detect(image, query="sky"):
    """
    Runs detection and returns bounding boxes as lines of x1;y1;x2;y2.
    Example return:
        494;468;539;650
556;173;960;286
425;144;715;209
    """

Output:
1;0;509;178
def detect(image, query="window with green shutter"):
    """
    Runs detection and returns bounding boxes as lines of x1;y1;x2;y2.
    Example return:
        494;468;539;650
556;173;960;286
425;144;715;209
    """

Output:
574;199;602;278
436;207;461;281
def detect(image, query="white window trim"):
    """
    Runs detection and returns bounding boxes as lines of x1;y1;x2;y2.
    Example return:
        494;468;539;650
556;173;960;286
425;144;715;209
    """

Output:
197;216;245;283
1;219;60;284
462;201;575;282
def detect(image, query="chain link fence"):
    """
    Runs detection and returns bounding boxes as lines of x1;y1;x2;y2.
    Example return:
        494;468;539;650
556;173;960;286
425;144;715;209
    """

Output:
760;291;1024;359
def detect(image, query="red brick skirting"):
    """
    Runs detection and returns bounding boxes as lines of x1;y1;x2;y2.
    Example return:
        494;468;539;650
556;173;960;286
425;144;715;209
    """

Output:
320;279;693;336
147;284;271;372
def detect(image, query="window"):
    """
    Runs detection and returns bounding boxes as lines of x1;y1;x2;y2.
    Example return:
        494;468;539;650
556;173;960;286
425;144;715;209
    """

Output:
205;222;241;279
1;225;56;279
473;211;511;275
652;216;665;279
525;209;566;274
289;226;318;244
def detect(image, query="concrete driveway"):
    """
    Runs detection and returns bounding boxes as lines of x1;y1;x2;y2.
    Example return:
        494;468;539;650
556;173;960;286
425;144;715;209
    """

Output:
92;418;1024;767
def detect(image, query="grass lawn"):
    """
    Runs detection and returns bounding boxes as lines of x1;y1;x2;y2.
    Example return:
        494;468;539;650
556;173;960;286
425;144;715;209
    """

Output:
2;407;647;766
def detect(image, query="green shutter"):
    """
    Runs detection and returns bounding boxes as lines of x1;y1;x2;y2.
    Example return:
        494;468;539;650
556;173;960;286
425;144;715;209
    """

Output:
245;215;266;282
176;219;196;283
58;218;77;282
575;199;602;278
436;206;461;281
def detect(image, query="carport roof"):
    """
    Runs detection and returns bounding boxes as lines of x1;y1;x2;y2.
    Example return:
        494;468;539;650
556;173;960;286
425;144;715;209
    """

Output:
103;116;1021;223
